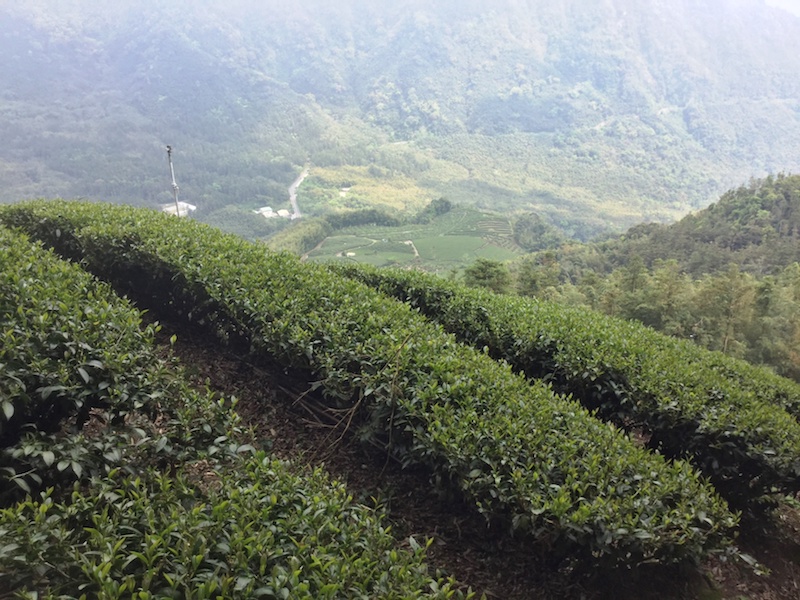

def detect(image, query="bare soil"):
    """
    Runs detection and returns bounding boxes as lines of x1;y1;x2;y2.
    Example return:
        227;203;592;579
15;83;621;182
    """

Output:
155;320;800;600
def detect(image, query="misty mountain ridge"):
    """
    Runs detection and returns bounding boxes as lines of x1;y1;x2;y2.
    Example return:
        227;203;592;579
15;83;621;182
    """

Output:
2;0;800;239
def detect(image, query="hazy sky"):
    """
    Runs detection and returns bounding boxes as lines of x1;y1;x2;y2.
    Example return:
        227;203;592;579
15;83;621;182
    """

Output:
765;0;800;16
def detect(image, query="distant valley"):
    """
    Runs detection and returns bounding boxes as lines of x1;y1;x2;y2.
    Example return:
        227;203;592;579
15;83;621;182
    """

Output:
8;4;800;596
2;0;800;242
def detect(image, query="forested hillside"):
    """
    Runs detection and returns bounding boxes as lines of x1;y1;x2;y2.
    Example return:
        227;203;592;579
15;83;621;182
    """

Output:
3;0;800;238
451;175;800;380
544;174;800;277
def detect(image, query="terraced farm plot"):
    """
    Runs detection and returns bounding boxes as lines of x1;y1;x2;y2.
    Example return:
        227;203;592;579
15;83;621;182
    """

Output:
412;235;487;261
309;234;378;256
2;200;739;569
308;206;524;271
311;237;418;267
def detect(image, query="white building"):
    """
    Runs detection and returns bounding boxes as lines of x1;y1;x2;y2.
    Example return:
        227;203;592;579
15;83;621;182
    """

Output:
161;201;197;217
253;206;276;218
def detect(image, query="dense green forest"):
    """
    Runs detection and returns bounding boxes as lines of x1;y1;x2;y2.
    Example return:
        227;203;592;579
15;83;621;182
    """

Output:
3;0;800;240
537;173;800;277
443;174;800;381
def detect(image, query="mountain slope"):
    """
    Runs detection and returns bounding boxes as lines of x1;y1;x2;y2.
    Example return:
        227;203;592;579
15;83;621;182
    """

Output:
2;0;800;236
571;174;800;276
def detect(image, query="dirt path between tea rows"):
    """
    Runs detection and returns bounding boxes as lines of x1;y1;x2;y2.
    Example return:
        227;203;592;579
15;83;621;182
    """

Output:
155;319;800;600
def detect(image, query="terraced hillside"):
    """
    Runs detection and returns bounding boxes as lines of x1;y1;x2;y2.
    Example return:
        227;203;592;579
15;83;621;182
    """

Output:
6;200;800;597
0;225;467;598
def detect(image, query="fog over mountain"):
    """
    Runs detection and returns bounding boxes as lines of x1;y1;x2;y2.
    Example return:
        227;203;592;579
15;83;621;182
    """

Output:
765;0;800;16
3;0;800;238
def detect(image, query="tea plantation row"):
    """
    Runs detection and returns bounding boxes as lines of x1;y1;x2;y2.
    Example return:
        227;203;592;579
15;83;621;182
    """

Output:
0;200;736;566
0;225;466;598
330;263;800;509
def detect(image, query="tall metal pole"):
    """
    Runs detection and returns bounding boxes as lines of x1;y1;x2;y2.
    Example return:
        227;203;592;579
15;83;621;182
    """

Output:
166;145;180;216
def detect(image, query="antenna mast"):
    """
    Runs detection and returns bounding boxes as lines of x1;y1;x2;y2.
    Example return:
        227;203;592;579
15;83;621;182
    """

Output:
166;145;180;216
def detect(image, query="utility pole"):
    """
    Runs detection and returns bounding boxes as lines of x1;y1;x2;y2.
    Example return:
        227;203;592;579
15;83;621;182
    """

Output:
166;145;180;216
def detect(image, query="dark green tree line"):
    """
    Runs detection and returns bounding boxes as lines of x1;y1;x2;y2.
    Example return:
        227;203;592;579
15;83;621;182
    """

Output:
511;258;800;381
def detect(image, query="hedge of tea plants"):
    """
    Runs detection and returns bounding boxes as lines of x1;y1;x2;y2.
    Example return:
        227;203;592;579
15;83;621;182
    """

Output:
1;456;466;599
699;350;800;419
0;226;163;446
0;224;218;502
329;263;800;508
0;225;468;599
0;200;737;566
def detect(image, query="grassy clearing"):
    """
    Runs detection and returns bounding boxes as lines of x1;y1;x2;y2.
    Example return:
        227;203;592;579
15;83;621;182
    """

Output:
301;166;436;214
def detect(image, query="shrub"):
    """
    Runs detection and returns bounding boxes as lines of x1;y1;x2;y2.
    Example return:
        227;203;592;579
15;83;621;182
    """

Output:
0;225;242;503
0;224;467;599
0;226;159;445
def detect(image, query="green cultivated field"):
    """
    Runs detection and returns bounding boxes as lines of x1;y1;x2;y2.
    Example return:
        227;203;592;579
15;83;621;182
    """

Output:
307;207;523;272
0;223;467;599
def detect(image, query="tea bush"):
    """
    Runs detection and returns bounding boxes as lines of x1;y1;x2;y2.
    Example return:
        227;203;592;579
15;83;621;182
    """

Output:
0;226;161;446
330;263;800;508
0;226;239;502
0;455;466;599
0;224;468;598
0;200;737;565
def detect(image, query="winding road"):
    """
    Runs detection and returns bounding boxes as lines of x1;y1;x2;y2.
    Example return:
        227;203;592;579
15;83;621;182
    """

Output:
289;167;309;218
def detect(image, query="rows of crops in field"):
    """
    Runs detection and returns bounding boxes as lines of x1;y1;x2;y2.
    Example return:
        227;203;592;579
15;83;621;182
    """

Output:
0;224;467;599
0;201;738;568
308;206;523;271
331;263;800;510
